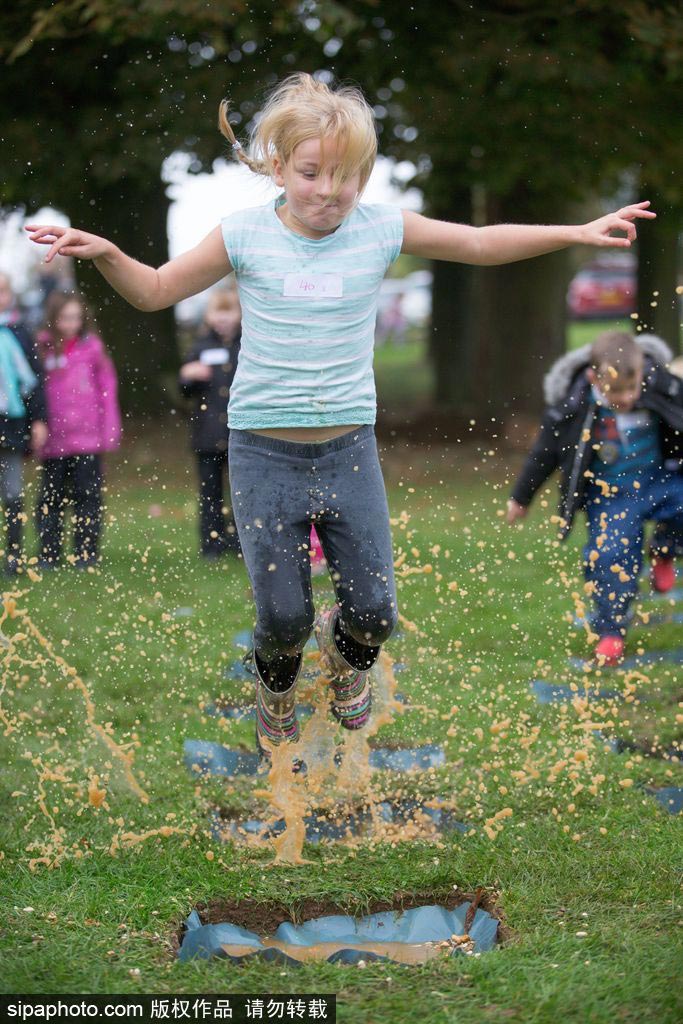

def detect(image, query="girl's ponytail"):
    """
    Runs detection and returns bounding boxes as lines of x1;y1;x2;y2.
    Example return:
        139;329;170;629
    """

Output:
218;100;268;176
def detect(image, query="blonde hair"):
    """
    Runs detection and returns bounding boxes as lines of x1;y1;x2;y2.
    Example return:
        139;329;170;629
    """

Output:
205;286;239;315
219;73;377;199
590;330;643;380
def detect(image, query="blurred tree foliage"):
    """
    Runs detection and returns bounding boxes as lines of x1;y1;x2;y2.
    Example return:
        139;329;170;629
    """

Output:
2;0;682;417
313;0;683;414
0;0;318;408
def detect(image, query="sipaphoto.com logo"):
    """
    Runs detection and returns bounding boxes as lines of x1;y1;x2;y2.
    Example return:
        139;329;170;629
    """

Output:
2;999;143;1020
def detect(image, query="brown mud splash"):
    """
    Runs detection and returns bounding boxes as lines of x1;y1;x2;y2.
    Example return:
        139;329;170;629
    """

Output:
1;591;148;802
1;589;151;870
109;825;194;857
245;650;408;865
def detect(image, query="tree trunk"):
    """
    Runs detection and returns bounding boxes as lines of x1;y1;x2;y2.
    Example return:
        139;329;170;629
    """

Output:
427;186;571;421
473;250;569;420
427;189;477;409
429;258;476;408
637;185;682;353
71;180;178;413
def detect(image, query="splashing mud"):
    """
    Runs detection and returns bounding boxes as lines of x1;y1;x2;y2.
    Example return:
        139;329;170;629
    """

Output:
3;483;681;875
1;587;150;870
250;650;406;864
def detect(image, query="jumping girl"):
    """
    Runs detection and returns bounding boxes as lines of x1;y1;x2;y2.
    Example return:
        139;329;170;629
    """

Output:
26;73;654;760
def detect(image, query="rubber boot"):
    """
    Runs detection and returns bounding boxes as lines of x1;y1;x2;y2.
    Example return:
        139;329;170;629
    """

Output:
314;606;373;730
253;649;302;760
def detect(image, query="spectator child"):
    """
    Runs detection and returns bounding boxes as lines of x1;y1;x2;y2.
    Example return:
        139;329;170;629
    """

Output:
508;330;683;665
650;353;683;579
0;272;47;573
179;287;241;559
36;291;121;568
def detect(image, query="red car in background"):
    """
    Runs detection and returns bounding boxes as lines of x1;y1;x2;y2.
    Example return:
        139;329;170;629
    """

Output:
567;255;636;319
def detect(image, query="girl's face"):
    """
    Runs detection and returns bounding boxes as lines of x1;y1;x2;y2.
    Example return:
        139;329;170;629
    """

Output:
273;138;361;239
205;294;241;340
55;300;84;339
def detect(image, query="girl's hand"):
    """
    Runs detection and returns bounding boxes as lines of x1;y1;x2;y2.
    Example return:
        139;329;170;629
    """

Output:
507;499;528;525
24;224;113;263
30;420;48;455
579;201;656;248
180;361;212;382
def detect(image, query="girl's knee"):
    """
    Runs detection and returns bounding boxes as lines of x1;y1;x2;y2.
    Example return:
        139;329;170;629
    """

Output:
342;600;397;647
257;605;313;659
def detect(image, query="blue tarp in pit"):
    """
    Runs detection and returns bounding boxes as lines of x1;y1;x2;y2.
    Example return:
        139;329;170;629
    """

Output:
594;731;683;761
178;902;498;965
184;739;261;777
213;799;468;845
531;680;622;705
648;786;683;815
368;744;444;771
647;587;683;604
572;612;683;630
184;740;445;779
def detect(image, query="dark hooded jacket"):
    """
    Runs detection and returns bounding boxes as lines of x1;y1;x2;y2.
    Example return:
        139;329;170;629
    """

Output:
511;334;683;539
179;328;240;453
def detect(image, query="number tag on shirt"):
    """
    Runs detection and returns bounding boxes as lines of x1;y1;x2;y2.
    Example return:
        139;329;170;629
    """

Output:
200;348;230;366
283;273;343;298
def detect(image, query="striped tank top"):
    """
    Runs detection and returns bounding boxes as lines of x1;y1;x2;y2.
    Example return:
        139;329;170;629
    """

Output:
220;198;404;429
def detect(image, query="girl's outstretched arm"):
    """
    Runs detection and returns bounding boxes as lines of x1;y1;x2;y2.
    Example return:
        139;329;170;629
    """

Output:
401;202;655;265
24;224;232;312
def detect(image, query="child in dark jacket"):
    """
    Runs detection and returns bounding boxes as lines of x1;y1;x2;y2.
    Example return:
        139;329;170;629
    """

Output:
0;273;47;574
179;288;240;559
508;330;683;665
36;291;121;568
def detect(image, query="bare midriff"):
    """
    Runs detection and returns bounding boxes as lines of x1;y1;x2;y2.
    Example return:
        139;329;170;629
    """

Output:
249;425;361;442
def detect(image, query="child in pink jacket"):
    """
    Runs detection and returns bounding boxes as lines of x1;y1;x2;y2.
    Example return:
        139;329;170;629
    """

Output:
36;291;121;568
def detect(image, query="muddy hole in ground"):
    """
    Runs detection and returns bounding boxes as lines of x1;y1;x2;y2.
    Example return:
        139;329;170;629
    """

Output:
175;890;508;965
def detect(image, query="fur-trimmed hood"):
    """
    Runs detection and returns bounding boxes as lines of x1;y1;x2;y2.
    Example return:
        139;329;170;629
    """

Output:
543;333;673;406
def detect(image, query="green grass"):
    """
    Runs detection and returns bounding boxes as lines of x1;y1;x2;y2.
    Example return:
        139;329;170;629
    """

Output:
374;332;434;411
0;442;681;1021
373;319;631;412
567;318;632;350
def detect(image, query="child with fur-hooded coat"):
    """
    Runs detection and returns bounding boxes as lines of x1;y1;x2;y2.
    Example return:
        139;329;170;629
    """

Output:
509;332;683;662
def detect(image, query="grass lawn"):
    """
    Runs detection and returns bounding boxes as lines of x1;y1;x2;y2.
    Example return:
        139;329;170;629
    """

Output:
0;437;681;1022
374;330;434;411
372;318;634;413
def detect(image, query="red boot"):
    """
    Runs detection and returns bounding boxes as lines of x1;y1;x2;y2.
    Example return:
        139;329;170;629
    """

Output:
650;556;676;594
595;635;625;667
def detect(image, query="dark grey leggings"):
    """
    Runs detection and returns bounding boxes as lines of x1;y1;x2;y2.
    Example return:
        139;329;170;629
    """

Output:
229;426;398;661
